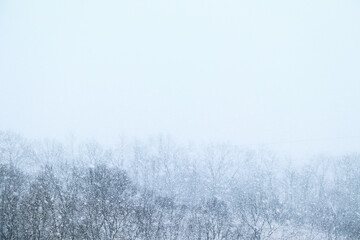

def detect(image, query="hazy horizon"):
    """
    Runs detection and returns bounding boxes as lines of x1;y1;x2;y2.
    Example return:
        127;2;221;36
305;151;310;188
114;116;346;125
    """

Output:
1;0;360;159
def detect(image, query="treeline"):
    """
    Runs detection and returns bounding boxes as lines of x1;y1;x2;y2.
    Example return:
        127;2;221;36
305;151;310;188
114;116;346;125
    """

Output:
1;131;360;239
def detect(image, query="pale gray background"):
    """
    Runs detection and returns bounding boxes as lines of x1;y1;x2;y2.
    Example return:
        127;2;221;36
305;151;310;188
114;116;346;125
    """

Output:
1;0;359;159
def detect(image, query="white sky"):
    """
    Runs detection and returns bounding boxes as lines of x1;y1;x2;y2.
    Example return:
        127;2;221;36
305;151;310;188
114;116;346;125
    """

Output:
1;0;360;159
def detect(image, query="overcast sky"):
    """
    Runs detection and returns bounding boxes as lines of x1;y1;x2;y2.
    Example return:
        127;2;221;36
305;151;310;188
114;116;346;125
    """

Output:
1;0;360;159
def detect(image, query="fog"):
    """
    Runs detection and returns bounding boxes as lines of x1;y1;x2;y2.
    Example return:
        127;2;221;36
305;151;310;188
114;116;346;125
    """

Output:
1;1;360;156
2;1;360;239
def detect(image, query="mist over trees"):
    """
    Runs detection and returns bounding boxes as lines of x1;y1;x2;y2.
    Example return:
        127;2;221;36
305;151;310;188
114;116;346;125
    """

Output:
1;131;360;239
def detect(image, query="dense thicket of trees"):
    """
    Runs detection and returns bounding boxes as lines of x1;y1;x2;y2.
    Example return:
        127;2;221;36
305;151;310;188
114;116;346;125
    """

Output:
1;131;360;239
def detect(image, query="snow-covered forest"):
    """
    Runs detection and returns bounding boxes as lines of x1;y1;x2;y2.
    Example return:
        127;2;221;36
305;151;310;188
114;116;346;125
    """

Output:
1;131;360;240
1;0;360;239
